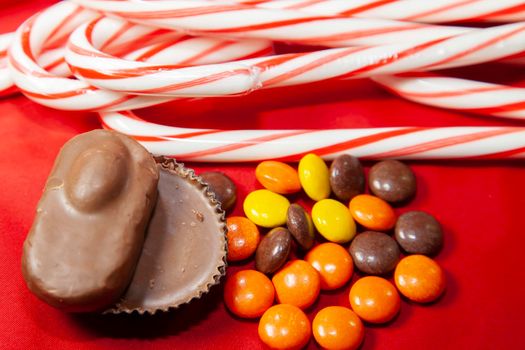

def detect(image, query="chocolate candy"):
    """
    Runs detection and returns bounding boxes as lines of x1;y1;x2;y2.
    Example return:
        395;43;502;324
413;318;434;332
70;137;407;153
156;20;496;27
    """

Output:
201;171;237;211
395;211;443;255
110;157;227;314
368;160;416;203
244;189;290;228
21;130;159;312
298;153;331;201
256;161;301;194
349;231;400;275
255;227;292;275
349;194;396;231
286;204;315;250
329;154;365;201
312;199;356;244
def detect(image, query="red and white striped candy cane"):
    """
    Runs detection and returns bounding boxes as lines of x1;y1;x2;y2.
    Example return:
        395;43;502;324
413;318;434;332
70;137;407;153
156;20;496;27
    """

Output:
0;33;16;96
66;17;525;96
374;73;525;120
228;0;525;23
71;0;474;47
99;110;525;162
7;2;272;110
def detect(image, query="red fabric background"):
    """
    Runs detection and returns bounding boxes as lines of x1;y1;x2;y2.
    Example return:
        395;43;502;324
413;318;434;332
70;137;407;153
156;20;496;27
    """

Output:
1;1;525;349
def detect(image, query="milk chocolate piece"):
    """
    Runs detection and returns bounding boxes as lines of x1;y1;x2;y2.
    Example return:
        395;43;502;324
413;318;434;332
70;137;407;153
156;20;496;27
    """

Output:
330;155;365;202
349;231;400;275
368;160;416;203
109;157;227;314
255;227;292;275
286;204;315;250
22;130;159;312
201;171;237;211
395;211;443;256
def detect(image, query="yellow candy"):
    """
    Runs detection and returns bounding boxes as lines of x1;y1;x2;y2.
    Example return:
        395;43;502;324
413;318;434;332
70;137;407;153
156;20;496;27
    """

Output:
243;189;290;228
312;199;356;243
298;154;331;201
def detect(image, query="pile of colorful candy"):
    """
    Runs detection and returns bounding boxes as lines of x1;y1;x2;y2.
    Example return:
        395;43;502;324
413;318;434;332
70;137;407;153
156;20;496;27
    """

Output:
217;153;446;349
1;1;525;160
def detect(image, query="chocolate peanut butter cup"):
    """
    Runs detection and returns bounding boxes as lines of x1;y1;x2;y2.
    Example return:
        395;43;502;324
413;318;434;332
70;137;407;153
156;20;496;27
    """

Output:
108;157;228;314
21;130;159;312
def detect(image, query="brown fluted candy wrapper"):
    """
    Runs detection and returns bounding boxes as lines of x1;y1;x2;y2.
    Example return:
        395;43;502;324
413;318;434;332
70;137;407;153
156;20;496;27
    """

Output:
107;156;228;315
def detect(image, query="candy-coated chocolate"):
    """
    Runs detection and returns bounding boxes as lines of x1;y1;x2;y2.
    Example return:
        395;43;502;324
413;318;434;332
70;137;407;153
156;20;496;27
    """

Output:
255;161;301;194
224;270;275;318
272;260;321;310
313;306;364;350
349;231;400;275
330;154;365;201
298;153;331;201
395;255;446;303
258;304;311;350
201;171;237;211
243;189;290;228
349;194;396;231
312;199;356;243
305;243;353;290
368;160;416;203
286;203;315;250
255;227;292;274
349;276;401;324
395;211;443;256
226;216;260;262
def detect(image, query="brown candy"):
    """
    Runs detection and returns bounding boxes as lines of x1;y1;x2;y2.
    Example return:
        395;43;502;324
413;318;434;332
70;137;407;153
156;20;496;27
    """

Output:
395;211;443;256
109;157;227;314
349;231;400;275
329;154;365;202
286;204;315;250
255;227;292;275
368;160;416;203
201;171;237;211
21;130;159;312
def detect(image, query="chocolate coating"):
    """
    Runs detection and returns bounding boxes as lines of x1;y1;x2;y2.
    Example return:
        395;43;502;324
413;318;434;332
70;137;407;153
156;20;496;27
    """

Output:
255;227;292;275
349;231;400;275
395;211;443;256
329;154;365;201
22;130;159;312
286;204;315;250
368;160;416;203
110;158;227;314
201;171;237;211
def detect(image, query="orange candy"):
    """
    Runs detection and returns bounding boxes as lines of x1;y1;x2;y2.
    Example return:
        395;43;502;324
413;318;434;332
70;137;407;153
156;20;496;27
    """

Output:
395;255;446;303
224;270;275;318
349;276;401;324
305;243;354;290
272;260;321;310
255;161;301;194
349;194;396;231
313;306;364;350
226;216;260;262
258;304;311;350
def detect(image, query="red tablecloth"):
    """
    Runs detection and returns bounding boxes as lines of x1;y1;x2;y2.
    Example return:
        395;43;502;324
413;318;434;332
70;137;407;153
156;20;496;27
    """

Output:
1;1;525;349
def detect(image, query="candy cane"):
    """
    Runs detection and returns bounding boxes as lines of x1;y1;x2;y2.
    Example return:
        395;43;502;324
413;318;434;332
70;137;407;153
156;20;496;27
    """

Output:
66;17;525;97
70;0;474;47
227;0;525;23
2;25;272;97
7;2;272;110
373;73;525;120
99;110;525;162
0;33;15;96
